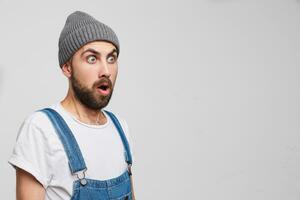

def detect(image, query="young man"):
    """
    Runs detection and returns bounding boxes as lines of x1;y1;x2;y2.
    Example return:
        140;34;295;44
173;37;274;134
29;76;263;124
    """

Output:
8;11;135;200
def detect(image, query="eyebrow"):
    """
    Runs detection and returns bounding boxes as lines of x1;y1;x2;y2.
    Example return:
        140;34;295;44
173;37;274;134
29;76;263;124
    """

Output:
81;48;118;57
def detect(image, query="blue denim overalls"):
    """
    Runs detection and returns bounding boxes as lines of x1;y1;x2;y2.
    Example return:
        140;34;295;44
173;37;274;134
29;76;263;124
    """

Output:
39;108;133;200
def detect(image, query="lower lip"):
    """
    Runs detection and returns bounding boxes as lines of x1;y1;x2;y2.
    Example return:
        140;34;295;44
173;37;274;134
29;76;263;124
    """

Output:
97;88;110;95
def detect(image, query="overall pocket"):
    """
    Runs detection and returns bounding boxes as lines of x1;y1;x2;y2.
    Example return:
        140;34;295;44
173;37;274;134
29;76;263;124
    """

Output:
108;177;132;200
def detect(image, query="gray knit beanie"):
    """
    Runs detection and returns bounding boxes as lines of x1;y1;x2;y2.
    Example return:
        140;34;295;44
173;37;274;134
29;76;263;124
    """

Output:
58;11;120;68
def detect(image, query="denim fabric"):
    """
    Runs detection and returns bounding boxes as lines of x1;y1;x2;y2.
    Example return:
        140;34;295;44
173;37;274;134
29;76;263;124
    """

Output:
71;171;132;200
40;108;87;173
104;110;133;165
39;108;133;200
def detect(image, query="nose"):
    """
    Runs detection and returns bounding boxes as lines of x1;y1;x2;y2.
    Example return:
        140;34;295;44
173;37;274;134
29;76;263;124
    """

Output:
98;60;111;78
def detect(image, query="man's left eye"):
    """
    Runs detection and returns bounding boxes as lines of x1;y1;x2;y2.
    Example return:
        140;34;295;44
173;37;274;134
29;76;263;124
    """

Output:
87;55;97;64
107;56;116;63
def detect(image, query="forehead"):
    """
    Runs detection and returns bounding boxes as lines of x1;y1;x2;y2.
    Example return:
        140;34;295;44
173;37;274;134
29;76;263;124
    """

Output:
79;40;117;54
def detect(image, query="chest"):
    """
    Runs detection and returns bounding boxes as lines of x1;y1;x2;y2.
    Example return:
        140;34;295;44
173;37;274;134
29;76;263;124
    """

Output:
46;126;128;199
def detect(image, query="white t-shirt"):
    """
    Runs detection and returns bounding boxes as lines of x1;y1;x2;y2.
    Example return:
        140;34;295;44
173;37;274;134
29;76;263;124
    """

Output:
8;102;134;200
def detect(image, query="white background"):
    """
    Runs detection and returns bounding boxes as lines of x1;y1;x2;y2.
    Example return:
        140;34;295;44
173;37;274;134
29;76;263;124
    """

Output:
1;0;300;199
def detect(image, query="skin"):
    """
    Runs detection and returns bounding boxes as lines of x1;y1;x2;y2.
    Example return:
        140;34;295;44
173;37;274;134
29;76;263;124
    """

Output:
16;167;45;200
16;41;136;200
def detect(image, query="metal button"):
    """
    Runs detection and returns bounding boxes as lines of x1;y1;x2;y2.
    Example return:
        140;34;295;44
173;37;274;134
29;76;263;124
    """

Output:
80;178;87;186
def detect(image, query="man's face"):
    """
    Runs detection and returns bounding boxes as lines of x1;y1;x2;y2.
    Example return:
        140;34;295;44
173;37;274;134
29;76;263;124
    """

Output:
67;41;119;110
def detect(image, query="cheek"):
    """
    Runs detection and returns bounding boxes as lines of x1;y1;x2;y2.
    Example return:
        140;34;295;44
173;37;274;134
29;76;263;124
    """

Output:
75;69;97;88
110;66;118;85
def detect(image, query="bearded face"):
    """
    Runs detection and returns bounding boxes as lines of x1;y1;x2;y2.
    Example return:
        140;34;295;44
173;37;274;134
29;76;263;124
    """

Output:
64;41;118;111
70;69;114;110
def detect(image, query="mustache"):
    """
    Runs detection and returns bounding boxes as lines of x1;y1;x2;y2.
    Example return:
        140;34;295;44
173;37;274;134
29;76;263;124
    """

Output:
94;77;113;88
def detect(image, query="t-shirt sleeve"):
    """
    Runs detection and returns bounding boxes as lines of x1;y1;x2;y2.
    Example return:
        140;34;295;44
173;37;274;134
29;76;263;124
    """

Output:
8;114;53;188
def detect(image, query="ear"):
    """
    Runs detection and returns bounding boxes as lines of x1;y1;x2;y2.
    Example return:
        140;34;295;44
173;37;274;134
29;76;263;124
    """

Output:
61;60;72;78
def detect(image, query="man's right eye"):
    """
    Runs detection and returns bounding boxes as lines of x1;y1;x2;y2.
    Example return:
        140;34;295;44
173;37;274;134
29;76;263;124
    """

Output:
87;55;97;64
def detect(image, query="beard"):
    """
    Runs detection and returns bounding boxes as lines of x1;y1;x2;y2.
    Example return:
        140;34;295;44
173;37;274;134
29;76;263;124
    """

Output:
70;72;114;111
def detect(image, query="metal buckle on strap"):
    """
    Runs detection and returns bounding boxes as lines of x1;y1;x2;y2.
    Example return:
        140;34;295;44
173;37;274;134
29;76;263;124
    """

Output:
127;163;132;176
75;169;87;186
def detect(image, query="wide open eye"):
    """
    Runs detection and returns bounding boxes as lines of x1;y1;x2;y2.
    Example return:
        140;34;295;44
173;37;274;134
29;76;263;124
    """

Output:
87;55;97;64
107;55;116;64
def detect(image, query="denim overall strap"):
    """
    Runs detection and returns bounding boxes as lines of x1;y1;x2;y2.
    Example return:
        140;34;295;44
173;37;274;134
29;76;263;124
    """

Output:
39;108;87;174
103;110;133;165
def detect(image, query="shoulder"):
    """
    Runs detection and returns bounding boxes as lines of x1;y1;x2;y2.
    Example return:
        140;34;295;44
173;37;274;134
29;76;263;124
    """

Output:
15;105;58;142
24;109;55;129
105;110;135;162
104;110;131;138
28;103;60;127
24;110;52;127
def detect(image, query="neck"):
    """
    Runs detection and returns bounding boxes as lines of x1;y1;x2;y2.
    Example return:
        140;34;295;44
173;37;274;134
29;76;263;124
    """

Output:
60;89;107;125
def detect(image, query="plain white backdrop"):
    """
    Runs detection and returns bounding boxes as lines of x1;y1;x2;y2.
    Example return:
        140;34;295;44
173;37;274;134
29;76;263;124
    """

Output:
1;0;300;199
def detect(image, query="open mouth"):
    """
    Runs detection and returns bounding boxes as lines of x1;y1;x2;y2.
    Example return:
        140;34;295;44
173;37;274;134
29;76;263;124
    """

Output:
98;84;109;91
97;82;110;95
